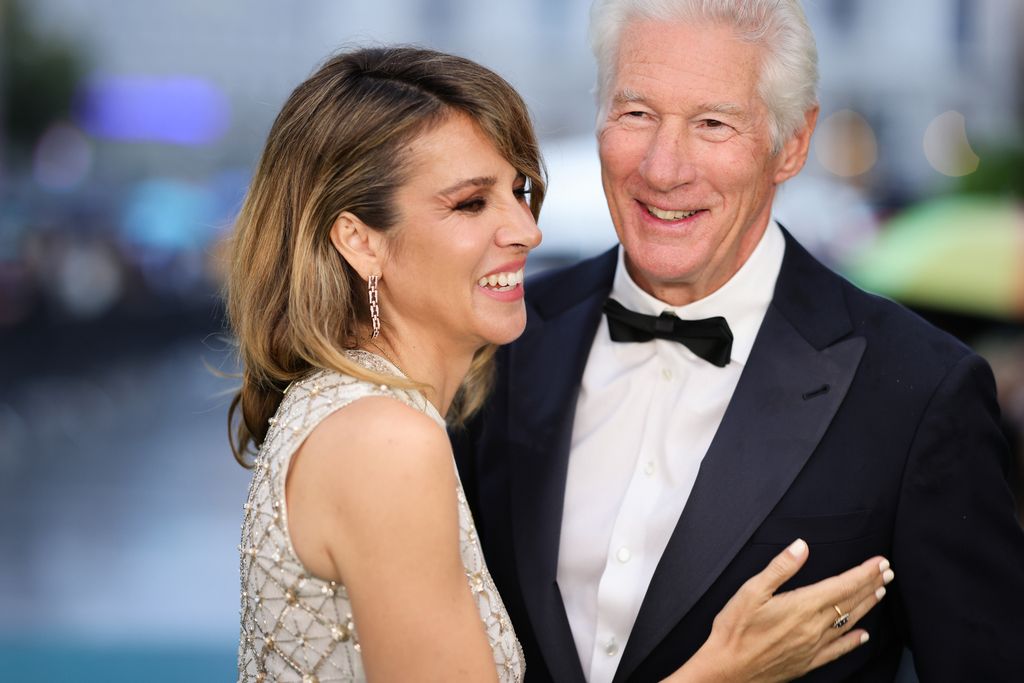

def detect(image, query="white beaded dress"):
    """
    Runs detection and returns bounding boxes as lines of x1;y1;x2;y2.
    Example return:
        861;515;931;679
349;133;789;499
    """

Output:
237;350;524;682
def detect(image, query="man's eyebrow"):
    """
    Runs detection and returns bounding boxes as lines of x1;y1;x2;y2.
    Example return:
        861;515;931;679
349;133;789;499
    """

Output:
612;88;647;105
438;176;497;196
702;102;746;117
612;92;748;118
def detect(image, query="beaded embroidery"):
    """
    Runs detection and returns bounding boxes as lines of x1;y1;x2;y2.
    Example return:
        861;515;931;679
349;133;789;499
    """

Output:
237;350;524;682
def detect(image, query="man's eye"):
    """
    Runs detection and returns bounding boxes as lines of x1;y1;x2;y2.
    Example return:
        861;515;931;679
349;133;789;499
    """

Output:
626;111;647;118
704;119;726;128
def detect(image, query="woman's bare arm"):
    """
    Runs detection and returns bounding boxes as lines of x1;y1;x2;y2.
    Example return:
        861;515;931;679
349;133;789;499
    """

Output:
287;396;499;683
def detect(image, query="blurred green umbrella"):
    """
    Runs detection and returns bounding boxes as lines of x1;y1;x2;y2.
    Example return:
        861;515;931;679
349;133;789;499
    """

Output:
844;196;1024;320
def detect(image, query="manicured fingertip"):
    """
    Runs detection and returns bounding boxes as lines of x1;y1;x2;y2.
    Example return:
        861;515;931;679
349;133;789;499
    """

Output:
860;632;870;645
882;569;895;585
878;559;890;573
787;538;808;558
875;586;886;601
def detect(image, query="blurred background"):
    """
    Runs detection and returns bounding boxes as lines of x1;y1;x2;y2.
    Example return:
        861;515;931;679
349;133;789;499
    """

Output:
1;0;1022;680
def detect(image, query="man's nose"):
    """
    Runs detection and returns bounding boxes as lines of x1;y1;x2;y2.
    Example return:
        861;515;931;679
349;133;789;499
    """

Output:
638;122;697;192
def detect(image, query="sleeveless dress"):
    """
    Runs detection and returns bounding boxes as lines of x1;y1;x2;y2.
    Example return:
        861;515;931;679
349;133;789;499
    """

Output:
236;350;525;682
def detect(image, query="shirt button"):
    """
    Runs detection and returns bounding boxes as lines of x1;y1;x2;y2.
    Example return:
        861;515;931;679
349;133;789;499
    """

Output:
661;367;673;381
643;461;655;476
616;547;631;563
605;637;619;656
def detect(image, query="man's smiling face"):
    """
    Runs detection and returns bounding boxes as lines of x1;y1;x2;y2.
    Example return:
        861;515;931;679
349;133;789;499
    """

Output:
598;18;813;305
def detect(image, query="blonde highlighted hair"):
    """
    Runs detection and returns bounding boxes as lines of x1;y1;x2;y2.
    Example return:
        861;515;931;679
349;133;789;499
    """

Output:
226;46;545;466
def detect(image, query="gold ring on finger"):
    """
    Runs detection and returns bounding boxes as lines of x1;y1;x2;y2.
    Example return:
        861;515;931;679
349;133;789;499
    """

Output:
831;604;850;629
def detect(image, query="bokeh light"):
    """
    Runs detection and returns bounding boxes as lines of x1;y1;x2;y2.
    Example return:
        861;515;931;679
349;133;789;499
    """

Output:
923;110;980;177
51;242;124;319
32;122;94;191
120;179;219;253
75;76;230;146
814;109;879;178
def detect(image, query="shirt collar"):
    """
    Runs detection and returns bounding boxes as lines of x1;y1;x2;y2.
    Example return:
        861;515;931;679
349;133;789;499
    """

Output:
610;220;786;366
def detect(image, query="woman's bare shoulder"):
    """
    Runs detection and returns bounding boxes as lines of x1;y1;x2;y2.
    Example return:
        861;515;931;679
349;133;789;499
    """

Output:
312;393;448;458
286;394;458;579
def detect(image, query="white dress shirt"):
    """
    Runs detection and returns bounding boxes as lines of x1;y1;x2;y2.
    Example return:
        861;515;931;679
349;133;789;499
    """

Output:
556;221;786;682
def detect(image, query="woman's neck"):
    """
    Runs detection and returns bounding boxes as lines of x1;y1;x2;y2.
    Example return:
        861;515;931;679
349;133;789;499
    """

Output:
364;328;475;417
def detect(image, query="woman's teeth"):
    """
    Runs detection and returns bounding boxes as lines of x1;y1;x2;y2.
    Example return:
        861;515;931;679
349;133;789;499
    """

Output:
478;268;524;290
647;205;699;221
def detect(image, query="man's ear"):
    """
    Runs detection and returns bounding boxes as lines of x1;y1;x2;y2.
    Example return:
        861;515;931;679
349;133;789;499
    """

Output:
330;211;385;279
773;105;819;184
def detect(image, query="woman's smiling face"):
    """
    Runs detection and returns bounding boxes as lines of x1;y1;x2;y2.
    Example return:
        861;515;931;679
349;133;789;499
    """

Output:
378;112;542;354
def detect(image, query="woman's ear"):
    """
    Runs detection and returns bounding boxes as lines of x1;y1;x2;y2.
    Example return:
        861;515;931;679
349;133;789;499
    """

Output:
330;211;385;280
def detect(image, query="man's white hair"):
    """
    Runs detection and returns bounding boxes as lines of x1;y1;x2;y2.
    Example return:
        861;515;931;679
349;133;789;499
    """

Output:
589;0;819;153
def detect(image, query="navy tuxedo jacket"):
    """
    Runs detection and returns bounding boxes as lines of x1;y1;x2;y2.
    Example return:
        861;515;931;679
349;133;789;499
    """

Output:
452;232;1024;682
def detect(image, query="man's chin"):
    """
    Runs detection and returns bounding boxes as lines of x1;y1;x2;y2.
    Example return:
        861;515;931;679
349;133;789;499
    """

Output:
623;248;704;291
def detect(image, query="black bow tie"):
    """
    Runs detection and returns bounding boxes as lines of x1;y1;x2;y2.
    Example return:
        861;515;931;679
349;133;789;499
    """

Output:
603;298;733;367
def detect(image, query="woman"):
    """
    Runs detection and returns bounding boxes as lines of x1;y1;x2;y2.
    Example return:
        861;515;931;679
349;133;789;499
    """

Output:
228;46;892;682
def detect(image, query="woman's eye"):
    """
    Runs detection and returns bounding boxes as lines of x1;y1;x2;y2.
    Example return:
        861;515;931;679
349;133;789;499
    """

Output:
514;186;531;201
455;198;486;213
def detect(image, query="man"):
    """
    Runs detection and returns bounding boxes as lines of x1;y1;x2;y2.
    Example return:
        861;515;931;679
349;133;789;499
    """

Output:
453;0;1024;681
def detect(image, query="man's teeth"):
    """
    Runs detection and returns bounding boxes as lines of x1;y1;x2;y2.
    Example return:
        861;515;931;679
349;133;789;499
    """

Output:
647;205;699;221
478;268;524;290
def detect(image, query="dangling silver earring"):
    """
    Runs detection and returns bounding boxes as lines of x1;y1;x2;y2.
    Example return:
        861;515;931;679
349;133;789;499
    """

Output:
368;274;381;338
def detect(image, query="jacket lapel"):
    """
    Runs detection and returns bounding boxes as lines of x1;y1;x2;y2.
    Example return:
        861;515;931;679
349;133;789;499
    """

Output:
613;234;867;682
505;248;617;683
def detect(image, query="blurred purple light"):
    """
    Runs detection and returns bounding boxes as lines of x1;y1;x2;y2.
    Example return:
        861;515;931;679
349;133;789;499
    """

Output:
33;122;94;190
75;76;230;146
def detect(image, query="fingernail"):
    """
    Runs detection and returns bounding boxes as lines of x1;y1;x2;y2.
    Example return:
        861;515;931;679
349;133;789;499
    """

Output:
878;559;890;573
882;569;895;584
860;632;870;644
875;586;886;600
787;538;807;557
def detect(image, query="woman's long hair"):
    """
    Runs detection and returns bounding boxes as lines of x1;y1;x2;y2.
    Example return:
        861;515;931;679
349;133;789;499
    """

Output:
226;46;545;466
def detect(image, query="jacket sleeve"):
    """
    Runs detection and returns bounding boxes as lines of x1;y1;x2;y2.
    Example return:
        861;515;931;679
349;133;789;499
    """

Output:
893;352;1024;680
